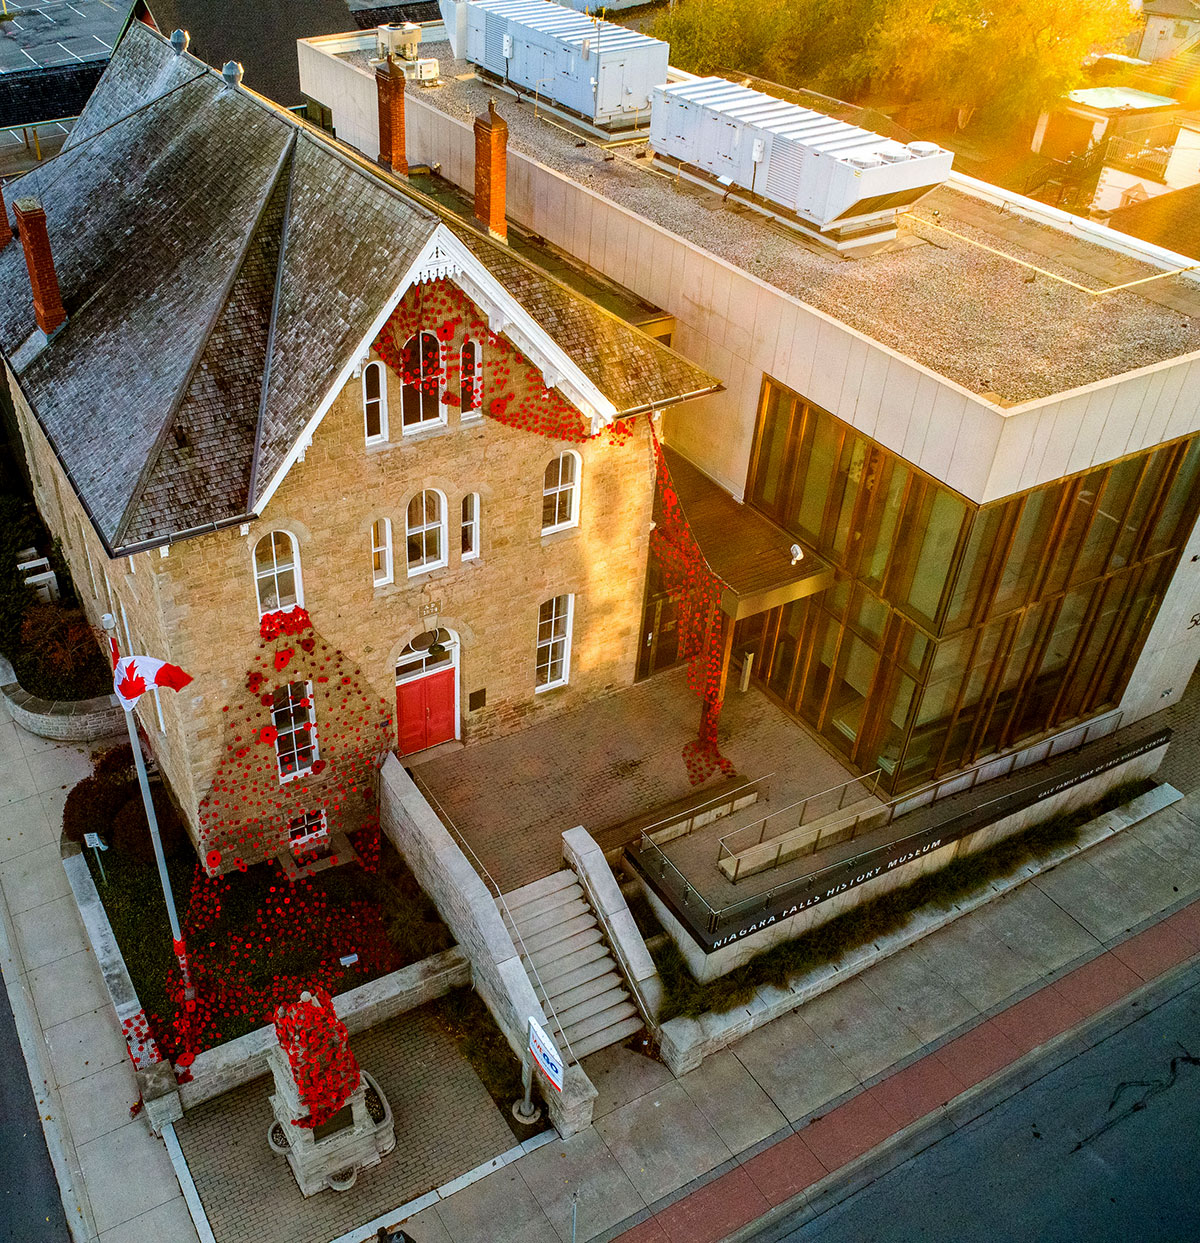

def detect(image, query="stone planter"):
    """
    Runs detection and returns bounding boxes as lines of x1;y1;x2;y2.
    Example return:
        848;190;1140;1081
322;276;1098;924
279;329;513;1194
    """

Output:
267;1052;396;1196
2;679;122;742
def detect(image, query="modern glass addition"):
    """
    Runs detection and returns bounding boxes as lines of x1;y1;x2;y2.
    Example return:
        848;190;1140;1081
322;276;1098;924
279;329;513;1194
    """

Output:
740;377;1200;795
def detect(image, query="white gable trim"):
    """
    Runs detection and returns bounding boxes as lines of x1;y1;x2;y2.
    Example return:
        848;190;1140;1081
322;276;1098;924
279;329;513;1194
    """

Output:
254;224;620;512
421;226;618;433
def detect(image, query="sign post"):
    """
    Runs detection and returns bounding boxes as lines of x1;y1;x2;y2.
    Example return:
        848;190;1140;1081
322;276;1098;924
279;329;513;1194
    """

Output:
513;1016;564;1124
83;832;108;884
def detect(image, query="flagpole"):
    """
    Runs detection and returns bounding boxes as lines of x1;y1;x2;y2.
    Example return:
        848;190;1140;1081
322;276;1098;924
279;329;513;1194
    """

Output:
101;615;195;1009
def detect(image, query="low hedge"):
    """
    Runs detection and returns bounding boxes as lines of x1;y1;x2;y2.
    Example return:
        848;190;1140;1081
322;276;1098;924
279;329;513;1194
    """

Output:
652;779;1156;1021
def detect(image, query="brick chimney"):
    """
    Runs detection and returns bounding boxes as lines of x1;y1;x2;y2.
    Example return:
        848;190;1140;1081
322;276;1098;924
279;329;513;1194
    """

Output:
375;57;408;175
14;197;65;336
474;100;508;241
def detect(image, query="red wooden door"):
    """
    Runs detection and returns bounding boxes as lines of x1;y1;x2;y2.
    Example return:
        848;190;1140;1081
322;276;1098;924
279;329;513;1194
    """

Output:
396;669;457;756
424;668;457;748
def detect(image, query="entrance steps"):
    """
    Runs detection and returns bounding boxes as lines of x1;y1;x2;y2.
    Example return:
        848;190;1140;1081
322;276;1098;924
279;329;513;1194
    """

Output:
499;871;641;1063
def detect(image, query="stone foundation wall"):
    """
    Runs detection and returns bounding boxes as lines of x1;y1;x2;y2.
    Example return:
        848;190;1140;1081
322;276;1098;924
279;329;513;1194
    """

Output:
2;683;123;741
380;755;597;1136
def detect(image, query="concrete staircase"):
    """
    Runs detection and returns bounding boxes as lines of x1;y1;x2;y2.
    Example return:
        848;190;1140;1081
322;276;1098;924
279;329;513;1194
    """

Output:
499;870;641;1063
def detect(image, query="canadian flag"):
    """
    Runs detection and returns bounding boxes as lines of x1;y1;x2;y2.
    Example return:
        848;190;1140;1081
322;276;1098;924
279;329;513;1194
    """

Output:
113;656;193;711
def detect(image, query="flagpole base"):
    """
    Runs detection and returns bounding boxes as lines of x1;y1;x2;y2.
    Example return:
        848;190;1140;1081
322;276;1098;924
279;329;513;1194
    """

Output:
512;1099;542;1125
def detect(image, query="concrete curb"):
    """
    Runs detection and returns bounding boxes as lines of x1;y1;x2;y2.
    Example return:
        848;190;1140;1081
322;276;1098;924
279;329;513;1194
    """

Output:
720;950;1200;1243
0;850;96;1242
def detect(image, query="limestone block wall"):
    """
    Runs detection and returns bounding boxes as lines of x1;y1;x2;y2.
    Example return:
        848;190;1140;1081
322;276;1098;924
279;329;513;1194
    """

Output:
380;756;596;1135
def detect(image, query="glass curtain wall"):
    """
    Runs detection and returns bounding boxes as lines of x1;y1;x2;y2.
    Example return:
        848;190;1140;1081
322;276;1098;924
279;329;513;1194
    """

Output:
742;377;1200;795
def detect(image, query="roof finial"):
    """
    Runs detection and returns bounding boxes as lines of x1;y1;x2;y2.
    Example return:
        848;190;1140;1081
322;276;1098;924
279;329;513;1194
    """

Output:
170;29;190;55
222;60;244;90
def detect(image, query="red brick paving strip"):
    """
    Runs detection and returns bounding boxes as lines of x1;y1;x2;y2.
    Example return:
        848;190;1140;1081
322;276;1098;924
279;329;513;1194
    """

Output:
614;899;1200;1243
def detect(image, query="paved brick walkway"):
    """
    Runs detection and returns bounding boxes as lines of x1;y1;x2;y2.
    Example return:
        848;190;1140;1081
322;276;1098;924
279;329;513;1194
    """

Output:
1159;662;1200;794
415;669;859;894
174;1006;515;1243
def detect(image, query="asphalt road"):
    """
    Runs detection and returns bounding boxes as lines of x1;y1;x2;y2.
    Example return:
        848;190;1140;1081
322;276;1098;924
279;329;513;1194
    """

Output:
0;975;69;1242
757;960;1200;1243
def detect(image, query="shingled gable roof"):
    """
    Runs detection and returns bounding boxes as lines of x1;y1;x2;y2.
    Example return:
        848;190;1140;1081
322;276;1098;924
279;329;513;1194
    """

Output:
0;23;719;555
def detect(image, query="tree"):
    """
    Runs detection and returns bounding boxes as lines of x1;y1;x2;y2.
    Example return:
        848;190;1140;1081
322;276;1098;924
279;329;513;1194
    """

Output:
652;0;1137;125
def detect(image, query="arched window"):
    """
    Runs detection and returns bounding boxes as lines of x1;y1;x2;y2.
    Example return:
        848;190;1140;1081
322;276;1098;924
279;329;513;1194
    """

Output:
401;331;443;430
461;493;480;561
371;518;393;586
363;361;387;442
542;451;581;533
254;531;302;616
407;490;446;574
460;340;483;417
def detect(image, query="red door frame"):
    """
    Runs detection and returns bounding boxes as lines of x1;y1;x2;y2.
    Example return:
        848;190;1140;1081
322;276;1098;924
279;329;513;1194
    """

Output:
396;666;457;756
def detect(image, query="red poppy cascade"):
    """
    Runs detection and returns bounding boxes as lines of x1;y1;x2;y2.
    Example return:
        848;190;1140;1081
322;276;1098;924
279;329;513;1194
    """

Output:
274;988;360;1129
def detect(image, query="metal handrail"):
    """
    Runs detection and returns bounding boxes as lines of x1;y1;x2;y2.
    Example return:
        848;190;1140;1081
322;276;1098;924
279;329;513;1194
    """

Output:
634;772;773;842
411;771;578;1065
717;769;881;860
636;830;719;921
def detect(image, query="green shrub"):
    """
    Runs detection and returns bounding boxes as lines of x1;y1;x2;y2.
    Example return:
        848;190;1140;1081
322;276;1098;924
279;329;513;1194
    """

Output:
110;787;190;864
62;775;135;846
92;743;135;783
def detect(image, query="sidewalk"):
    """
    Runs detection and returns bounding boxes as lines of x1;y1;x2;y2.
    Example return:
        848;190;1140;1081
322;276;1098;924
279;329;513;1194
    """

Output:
0;676;200;1243
383;784;1200;1243
3;656;1199;1243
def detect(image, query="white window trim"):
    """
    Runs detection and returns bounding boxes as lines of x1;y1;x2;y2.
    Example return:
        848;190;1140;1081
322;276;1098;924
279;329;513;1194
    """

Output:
541;450;582;535
254;530;304;618
363;360;389;444
274;680;319;783
401;331;446;434
461;493;480;562
406;490;448;577
535;593;574;692
288;808;328;849
460;338;484;421
371;517;394;586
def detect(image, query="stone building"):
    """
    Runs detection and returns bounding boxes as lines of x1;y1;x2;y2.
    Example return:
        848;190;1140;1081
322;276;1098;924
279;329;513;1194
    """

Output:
0;24;717;869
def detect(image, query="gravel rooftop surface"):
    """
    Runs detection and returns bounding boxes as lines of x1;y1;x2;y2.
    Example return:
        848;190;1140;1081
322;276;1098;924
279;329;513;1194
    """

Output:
342;42;1200;404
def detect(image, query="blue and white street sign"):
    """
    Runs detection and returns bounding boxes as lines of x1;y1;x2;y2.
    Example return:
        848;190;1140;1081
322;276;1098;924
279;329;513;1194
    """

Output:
528;1016;564;1093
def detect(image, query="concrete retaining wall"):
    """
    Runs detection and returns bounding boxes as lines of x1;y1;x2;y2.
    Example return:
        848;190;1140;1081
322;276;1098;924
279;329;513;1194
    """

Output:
179;947;470;1109
562;826;663;1024
379;755;597;1136
652;744;1166;982
653;781;1181;1074
63;838;471;1127
3;682;123;741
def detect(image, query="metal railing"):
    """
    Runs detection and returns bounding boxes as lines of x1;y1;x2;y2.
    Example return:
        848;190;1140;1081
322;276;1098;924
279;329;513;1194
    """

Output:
716;770;881;882
636;773;772;846
883;710;1123;823
411;771;579;1065
635;830;720;926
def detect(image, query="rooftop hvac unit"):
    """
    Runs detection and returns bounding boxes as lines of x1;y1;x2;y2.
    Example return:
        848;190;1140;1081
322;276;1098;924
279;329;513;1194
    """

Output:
376;22;423;62
442;0;669;129
649;78;954;249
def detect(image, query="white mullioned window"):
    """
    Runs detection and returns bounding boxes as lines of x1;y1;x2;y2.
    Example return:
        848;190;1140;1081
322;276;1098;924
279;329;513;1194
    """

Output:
406;489;446;575
535;594;573;691
288;808;328;849
363;360;388;442
273;681;318;781
542;451;581;533
78;520;97;597
459;339;483;418
401;331;443;430
371;518;393;586
461;493;480;561
254;531;302;616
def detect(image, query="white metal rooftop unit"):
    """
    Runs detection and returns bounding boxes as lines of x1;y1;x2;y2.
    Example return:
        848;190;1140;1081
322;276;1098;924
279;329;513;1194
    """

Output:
442;0;669;130
650;77;954;250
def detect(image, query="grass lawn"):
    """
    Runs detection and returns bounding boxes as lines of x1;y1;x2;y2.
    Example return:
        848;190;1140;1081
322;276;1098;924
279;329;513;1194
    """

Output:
85;826;452;1058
